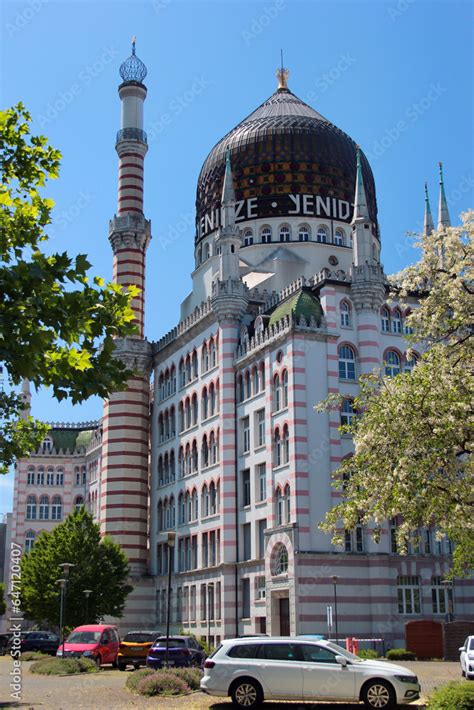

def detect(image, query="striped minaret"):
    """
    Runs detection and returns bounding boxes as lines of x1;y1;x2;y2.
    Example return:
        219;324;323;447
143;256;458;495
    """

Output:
100;40;152;575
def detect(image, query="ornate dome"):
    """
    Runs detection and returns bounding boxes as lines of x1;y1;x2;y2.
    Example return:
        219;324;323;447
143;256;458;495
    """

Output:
195;81;378;244
119;38;147;84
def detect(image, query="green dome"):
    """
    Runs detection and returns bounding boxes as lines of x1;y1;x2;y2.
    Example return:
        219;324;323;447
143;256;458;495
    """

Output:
268;287;323;327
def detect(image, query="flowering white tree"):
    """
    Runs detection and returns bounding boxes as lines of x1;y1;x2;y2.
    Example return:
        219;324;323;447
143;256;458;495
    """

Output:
318;211;473;576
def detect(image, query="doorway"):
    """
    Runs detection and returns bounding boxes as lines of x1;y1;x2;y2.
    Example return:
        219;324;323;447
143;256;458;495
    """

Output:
279;597;290;636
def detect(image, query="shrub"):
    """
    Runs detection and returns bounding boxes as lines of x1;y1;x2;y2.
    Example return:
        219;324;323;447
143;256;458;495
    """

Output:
357;649;379;660
125;667;155;693
21;651;51;661
426;681;474;710
170;666;203;690
137;671;189;696
386;648;416;661
30;657;98;675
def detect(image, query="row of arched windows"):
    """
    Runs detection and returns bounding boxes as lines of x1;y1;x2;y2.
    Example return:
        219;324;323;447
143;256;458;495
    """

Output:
158;481;220;530
26;466;64;486
337;344;419;381
339;301;413;334
157;337;219;403
162;431;220;485
241;224;350;247
178;381;220;431
237;362;265;402
158;407;176;443
26;495;62;521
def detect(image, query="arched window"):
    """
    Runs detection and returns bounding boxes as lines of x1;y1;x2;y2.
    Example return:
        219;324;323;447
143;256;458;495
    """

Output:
178;493;185;525
316;225;328;243
192;350;198;379
202;435;209;468
282;424;290;464
179;359;186;388
276;488;284;525
179;402;185;432
202;484;209;518
260;362;265;391
25;530;35;553
46;466;54;486
170;365;176;393
185;443;191;475
164;453;170;484
37;467;44;486
392;309;402;334
274;428;282;467
334;228;345;246
39;495;49;520
260;225;272;243
245;370;251;399
209;481;217;515
340;399;356;427
157;501;163;531
338;345;356;380
170;496;176;528
238;374;244;403
74;495;84;512
298;224;310;241
178;447;185;478
404;351;418;373
243;228;253;246
191;393;198;426
282;370;289;408
209;339;217;368
170;450;176;481
272;543;289;575
185;492;191;523
284;484;291;523
340;301;352;328
273;374;281;411
56;467;64;486
191;488;198;520
385;350;401;377
279;224;291;242
184;398;190;429
210;431;218;464
185;355;191;384
381;307;390;333
204;243;210;260
202;387;208;420
51;495;62;521
27;466;35;486
26;495;37;520
202;343;209;373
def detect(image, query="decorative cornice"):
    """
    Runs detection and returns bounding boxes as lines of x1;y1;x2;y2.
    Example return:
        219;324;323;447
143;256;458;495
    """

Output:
350;263;386;311
109;213;151;254
114;337;152;375
211;277;249;323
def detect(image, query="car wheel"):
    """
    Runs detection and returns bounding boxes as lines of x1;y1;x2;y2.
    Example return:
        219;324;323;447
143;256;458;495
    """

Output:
95;655;102;668
362;680;396;709
118;663;127;671
231;679;263;708
133;663;140;670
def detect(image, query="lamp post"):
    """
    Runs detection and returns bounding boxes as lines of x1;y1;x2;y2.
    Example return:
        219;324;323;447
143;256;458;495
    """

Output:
58;562;75;656
331;575;339;646
164;532;176;669
83;589;92;623
441;579;454;622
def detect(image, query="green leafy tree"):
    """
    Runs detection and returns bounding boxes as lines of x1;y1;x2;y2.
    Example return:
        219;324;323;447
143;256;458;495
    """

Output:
318;212;473;576
0;104;138;473
0;582;6;616
20;508;133;627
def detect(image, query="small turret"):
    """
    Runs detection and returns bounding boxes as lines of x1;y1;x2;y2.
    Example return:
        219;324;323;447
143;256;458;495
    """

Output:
216;149;241;282
437;161;451;230
424;182;434;236
351;146;376;266
20;379;31;420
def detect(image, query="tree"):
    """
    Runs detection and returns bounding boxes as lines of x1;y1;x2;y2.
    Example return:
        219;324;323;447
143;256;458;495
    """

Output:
0;104;138;473
19;508;133;627
318;212;473;576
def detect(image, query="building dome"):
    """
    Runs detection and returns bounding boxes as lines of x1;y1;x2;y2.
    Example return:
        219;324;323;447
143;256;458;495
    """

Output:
195;78;378;244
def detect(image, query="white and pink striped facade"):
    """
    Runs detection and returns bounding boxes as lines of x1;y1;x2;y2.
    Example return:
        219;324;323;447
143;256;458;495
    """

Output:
9;49;473;646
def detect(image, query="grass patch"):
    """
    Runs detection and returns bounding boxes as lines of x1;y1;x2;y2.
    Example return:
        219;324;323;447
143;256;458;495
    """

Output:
21;651;51;661
426;681;474;709
30;657;98;675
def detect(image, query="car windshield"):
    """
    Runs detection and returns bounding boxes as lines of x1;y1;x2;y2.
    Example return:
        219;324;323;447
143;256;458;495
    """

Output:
66;631;101;644
325;642;362;662
154;638;186;647
124;632;156;644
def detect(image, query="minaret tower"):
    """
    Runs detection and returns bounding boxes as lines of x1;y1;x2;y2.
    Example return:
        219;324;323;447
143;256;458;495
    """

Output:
19;379;32;420
100;39;152;575
424;182;435;236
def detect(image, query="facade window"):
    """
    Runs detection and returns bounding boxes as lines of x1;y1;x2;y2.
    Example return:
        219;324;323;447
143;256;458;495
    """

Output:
258;518;267;557
46;468;54;486
272;543;289;575
216;581;221;620
252;367;259;394
51;495;62;521
26;495;37;520
381;307;390;332
190;586;196;621
27;467;35;485
202;532;209;567
242;578;251;618
242;469;251;507
392;309;402;334
282;424;290;464
404;352;418;373
201;584;207;621
397;575;421;614
37;467;44;486
431;576;454;615
298;224;310;241
284;484;291;522
279;224;291;242
257;463;266;502
276;488;284;524
340;301;352;327
243;228;254;246
273;374;281;411
338;345;356;380
274;429;282;467
210;339;217;368
242;416;250;454
334;228;345;246
24;530;35;553
390;517;399;553
340;399;356;427
316;225;328;243
256;576;266;600
55;469;64;486
282;370;288;408
345;523;364;552
256;409;265;448
260;225;272;243
39;495;49;520
385;350;401;377
242;523;251;560
81;466;86;485
202;484;209;518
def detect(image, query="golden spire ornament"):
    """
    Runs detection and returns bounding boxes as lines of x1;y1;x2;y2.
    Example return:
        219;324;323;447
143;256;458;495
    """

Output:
276;48;289;89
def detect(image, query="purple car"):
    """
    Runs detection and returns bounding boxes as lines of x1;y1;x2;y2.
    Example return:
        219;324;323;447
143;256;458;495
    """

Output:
146;636;206;668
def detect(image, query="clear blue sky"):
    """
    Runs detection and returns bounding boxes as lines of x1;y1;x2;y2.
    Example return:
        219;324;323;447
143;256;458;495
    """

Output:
1;0;473;514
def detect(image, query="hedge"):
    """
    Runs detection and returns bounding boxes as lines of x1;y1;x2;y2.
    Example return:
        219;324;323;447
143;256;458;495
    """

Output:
137;672;189;697
357;649;379;660
426;681;474;710
386;648;417;661
30;657;98;675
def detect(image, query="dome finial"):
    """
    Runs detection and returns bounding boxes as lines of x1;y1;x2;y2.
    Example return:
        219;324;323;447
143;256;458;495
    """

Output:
119;37;147;84
131;35;136;55
276;49;289;90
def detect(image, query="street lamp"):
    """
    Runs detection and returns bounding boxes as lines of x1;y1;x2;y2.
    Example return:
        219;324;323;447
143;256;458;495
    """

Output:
83;589;92;623
441;580;454;622
164;532;176;669
58;562;75;656
331;575;339;646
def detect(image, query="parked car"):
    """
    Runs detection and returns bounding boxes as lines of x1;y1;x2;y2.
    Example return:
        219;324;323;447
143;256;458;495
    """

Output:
460;635;474;679
56;624;119;667
7;631;60;656
146;635;206;669
117;630;162;670
201;637;421;709
0;634;12;655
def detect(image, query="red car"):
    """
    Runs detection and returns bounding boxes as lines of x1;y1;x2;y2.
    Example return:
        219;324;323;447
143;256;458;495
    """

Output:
57;624;120;667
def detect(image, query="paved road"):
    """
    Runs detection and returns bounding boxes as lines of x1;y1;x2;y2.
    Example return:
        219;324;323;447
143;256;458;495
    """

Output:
0;657;464;710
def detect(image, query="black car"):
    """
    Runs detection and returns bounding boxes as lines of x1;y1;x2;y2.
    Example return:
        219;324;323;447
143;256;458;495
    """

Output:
0;634;12;655
147;636;206;669
8;631;60;655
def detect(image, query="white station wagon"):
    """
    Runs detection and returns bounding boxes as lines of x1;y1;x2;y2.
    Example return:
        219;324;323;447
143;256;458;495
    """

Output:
201;637;421;708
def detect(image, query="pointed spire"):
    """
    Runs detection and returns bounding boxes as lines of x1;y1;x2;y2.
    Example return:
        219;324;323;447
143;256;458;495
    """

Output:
20;378;31;420
276;51;289;91
438;162;451;229
352;145;370;222
221;147;236;228
423;182;434;236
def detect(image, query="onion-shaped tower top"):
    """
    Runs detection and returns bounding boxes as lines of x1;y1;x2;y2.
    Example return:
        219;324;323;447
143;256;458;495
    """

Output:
119;37;147;84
